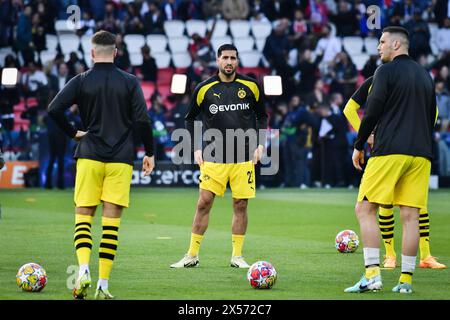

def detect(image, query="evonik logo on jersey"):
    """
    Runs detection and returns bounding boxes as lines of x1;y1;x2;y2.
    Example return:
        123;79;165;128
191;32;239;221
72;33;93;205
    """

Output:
209;103;250;114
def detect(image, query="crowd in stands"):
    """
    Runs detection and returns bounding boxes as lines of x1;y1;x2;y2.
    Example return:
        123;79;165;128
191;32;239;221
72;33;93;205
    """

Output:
1;0;450;189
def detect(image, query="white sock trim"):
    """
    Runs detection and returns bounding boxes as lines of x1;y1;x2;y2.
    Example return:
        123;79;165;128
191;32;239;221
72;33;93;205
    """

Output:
401;255;416;274
363;247;380;267
79;264;89;277
97;279;108;290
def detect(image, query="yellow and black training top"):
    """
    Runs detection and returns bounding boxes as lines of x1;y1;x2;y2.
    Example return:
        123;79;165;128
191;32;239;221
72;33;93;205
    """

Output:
185;73;268;163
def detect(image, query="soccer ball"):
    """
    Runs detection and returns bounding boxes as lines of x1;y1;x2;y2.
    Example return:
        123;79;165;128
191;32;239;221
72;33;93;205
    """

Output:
16;263;47;292
247;261;277;289
335;229;359;253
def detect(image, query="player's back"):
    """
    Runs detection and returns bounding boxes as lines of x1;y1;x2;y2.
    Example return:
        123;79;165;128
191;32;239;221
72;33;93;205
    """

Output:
371;55;436;159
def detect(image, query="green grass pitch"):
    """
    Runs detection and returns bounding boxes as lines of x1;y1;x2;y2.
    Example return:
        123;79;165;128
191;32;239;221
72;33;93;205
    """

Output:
0;188;449;300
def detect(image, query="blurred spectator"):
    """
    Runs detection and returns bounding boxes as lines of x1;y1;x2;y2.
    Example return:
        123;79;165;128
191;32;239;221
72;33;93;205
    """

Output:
262;0;296;21
148;92;170;160
392;0;416;24
48;53;65;77
436;18;450;54
0;79;20;150
435;65;450;91
293;48;322;95
222;0;249;20
436;79;450;132
161;0;179;21
114;33;131;71
305;78;328;109
202;0;222;19
329;0;359;37
305;0;329;34
328;51;357;101
32;13;46;62
79;11;96;37
177;0;203;20
170;94;190;130
314;24;342;74
143;1;165;34
361;55;379;79
404;8;432;59
47;63;71;100
16;6;35;65
124;2;145;35
139;44;158;83
66;52;87;78
263;19;290;74
434;0;449;28
97;1;121;34
21;60;48;105
0;0;19;47
288;9;310;49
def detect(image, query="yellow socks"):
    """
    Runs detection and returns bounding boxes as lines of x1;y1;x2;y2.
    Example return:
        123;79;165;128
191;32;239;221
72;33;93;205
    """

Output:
399;272;413;284
74;214;93;266
188;233;204;257
232;234;245;257
99;217;121;281
419;211;431;260
378;207;396;258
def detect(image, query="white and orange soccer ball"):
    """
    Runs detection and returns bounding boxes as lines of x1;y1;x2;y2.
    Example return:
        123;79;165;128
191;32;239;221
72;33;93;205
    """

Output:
335;230;359;253
16;263;47;292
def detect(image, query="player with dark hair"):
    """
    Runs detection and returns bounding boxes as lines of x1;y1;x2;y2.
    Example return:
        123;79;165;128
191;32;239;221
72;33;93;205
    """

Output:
170;44;268;269
345;26;437;293
344;75;446;270
48;30;155;299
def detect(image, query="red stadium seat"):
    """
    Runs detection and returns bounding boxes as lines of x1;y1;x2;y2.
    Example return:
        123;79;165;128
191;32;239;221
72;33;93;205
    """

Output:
157;68;175;86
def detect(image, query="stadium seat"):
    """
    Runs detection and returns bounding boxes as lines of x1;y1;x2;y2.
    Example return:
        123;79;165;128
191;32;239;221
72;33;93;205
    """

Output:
55;19;76;35
364;37;379;55
146;34;168;53
210;36;232;53
233;36;255;53
229;20;251;38
153;51;172;68
0;47;14;67
59;34;80;55
80;34;92;54
343;36;364;55
163;20;185;38
250;21;272;39
40;50;57;65
168;36;189;53
129;52;143;66
207;19;228;38
352;53;369;71
239;51;261;68
123;34;146;54
45;34;58;52
185;19;207;37
140;81;156;104
254;37;267;52
172;52;192;69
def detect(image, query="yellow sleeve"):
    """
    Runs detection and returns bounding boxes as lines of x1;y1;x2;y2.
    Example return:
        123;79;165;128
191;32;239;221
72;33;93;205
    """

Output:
343;98;362;132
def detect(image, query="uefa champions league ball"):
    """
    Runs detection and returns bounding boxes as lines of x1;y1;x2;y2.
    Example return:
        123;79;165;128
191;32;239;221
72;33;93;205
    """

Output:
16;263;47;292
335;230;359;253
247;261;277;289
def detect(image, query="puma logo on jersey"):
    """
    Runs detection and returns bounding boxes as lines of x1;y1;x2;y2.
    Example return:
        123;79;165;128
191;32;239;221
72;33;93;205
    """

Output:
213;93;221;99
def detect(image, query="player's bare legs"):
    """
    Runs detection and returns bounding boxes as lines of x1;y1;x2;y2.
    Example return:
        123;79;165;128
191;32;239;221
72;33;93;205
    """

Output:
171;189;215;268
345;200;382;293
230;198;250;268
192;189;216;235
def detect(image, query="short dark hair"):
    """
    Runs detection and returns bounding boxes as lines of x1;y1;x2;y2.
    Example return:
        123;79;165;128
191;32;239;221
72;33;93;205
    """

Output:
217;44;238;58
382;26;409;44
92;30;116;46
